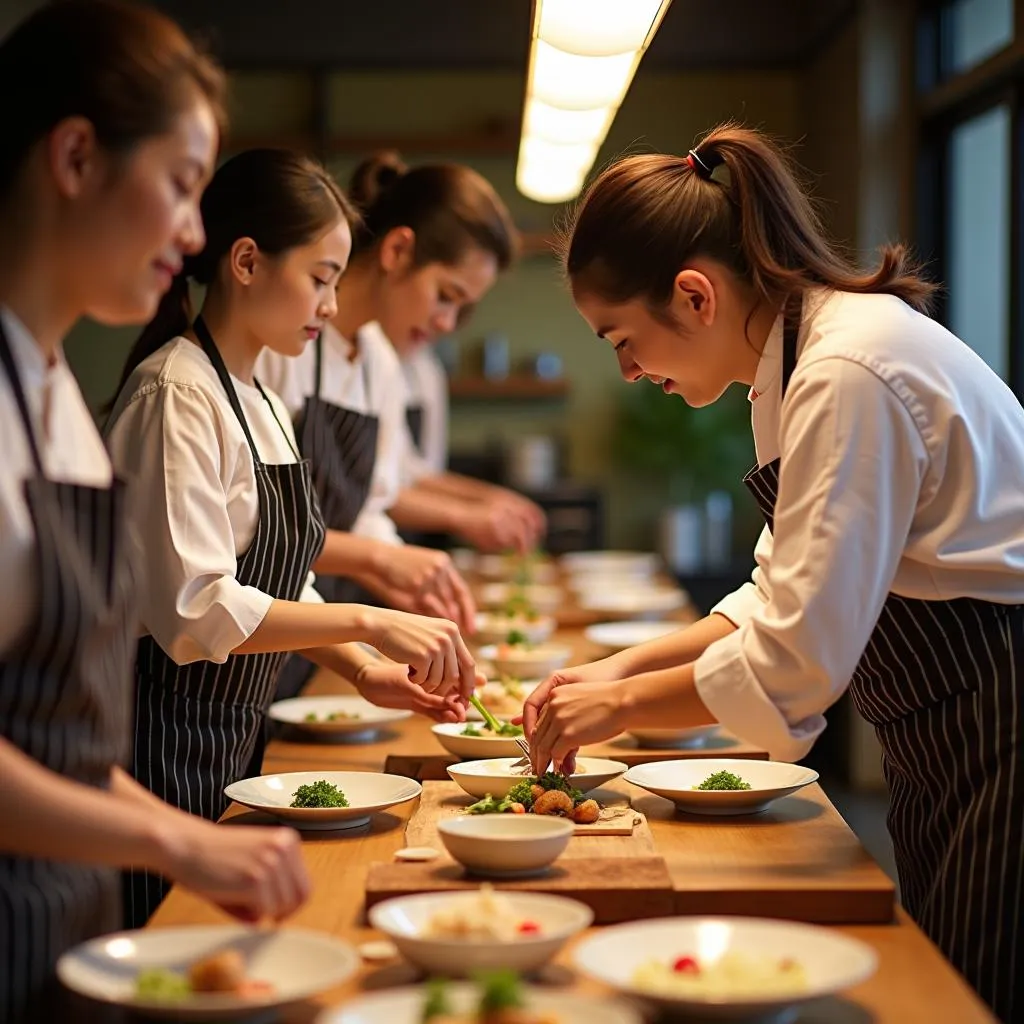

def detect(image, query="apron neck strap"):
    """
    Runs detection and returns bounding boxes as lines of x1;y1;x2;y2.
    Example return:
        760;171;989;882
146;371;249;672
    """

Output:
314;333;324;399
0;315;45;474
780;292;803;398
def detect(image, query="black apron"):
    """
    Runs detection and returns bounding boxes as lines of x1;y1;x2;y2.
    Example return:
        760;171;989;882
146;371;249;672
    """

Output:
744;298;1023;1023
405;403;425;453
272;334;380;704
124;318;326;927
0;321;136;1022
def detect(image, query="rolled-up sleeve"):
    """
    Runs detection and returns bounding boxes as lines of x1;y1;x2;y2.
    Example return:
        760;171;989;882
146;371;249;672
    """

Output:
108;382;273;665
711;526;773;626
694;356;929;761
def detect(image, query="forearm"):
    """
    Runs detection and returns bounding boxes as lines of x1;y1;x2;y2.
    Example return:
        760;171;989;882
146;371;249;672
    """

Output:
390;485;470;535
611;613;738;676
233;600;379;655
312;529;387;582
415;472;493;501
300;642;376;682
620;663;716;730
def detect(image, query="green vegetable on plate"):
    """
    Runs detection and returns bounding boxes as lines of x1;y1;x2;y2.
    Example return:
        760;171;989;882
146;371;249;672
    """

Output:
694;770;752;791
135;968;191;1001
290;780;350;808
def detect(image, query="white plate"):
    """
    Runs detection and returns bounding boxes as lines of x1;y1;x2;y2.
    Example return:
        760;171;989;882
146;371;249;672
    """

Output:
467;678;541;721
472;611;556;647
267;696;411;739
578;587;686;620
318;981;642;1024
432;721;525;759
584;620;681;652
58;925;358;1020
477;554;558;583
447;757;627;800
367;891;593;975
224;771;421;830
478;642;572;679
624;759;818;816
561;550;660;575
573;916;877;1019
478;582;563;614
627;725;722;749
437;814;575;877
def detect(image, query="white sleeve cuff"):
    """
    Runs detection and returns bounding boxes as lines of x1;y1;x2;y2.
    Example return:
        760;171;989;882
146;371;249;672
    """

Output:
710;582;766;627
164;583;273;665
693;630;824;762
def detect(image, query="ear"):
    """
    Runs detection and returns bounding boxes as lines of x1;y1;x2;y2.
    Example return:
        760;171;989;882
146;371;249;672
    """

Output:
672;268;716;327
378;226;416;274
47;116;101;199
228;237;259;285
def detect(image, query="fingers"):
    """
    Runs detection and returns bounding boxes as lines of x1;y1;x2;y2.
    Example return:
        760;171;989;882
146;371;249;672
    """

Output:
521;674;561;739
450;572;477;635
530;704;556;775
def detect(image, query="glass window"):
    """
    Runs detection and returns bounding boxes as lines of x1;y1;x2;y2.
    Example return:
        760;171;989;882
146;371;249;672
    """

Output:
944;0;1014;73
947;103;1011;378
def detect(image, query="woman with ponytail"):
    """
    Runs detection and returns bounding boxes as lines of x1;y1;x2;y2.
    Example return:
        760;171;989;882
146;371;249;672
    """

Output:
105;147;477;927
522;123;1024;1021
0;3;317;1019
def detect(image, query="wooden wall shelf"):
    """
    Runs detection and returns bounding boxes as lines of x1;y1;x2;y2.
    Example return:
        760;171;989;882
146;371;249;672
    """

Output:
448;375;569;400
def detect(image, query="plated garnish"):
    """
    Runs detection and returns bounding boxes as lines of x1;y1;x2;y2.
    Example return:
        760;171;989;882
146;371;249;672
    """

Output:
135;950;274;1002
422;970;558;1023
303;710;361;723
468;773;600;825
290;779;350;808
422;887;543;943
632;951;807;998
694;770;752;792
473;678;528;718
462;721;524;738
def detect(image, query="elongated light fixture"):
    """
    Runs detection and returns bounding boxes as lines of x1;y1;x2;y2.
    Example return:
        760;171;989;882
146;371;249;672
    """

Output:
516;0;673;204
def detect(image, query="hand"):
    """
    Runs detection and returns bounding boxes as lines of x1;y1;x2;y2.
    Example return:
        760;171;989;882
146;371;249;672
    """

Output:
456;499;535;554
368;545;477;634
162;820;310;923
365;607;475;699
528;678;628;777
494;489;547;541
519;659;630;739
353;659;468;723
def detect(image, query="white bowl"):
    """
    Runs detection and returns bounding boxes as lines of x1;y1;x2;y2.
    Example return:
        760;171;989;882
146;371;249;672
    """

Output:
584;620;681;652
561;550;660;575
224;771;421;830
368;891;593;976
57;925;358;1021
318;981;642;1024
467;678;541;721
627;725;722;750
447;757;627;800
477;554;558;583
573;916;877;1019
473;611;556;647
479;583;563;614
624;759;818;816
478;642;572;679
267;696;410;739
578;587;687;620
437;814;575;877
432;721;525;759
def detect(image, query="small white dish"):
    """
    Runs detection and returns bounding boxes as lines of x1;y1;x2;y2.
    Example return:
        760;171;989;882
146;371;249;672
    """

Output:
432;721;525;759
319;981;642;1024
267;696;410;740
467;678;541;721
224;771;421;830
584;620;681;652
472;611;556;647
624;758;818;816
57;925;358;1020
367;891;593;976
627;725;722;750
479;582;563;614
561;550;660;575
437;814;575;877
477;553;558;583
573;916;877;1019
478;642;572;679
578;587;686;620
447;757;628;800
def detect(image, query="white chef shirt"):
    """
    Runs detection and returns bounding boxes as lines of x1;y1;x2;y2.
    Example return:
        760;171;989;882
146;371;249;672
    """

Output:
105;337;322;667
0;309;113;657
694;287;1024;762
255;321;404;545
400;343;449;483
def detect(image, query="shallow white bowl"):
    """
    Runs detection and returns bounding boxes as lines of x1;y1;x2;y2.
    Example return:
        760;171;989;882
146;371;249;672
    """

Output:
58;925;358;1021
467;679;541;721
479;582;563;614
627;725;722;750
478;642;572;679
477;554;558;583
577;587;686;620
584;620;682;652
447;757;628;800
224;771;421;830
432;721;524;759
368;891;593;975
573;916;877;1019
437;813;575;877
267;696;410;739
318;981;642;1024
561;550;660;575
624;758;818;816
472;611;556;647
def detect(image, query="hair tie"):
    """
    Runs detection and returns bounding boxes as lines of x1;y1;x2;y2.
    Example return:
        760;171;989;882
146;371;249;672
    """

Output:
687;148;714;180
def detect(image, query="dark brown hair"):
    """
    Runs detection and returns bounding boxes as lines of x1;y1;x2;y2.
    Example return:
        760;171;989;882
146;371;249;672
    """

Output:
0;0;226;198
348;150;518;272
563;123;935;320
110;149;357;405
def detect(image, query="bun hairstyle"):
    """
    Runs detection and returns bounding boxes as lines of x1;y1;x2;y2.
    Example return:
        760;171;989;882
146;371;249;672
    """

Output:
109;149;357;407
0;0;225;200
347;150;518;272
563;122;936;321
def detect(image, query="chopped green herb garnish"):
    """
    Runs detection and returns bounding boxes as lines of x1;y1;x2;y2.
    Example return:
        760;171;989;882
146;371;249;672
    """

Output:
467;793;515;814
507;779;535;809
695;770;752;791
135;968;190;1001
290;780;350;807
505;629;529;647
475;969;525;1013
304;712;318;722
462;723;483;737
421;978;453;1021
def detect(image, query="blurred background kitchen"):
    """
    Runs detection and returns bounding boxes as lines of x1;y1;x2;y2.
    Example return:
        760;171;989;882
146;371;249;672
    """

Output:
5;0;1019;875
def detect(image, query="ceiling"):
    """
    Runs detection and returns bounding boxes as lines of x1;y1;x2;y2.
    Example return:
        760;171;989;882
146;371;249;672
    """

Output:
150;0;857;71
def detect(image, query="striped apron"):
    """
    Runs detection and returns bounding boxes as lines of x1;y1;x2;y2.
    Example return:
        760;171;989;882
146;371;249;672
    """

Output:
124;318;326;927
0;322;135;1021
272;334;380;704
744;304;1023;1022
405;404;425;453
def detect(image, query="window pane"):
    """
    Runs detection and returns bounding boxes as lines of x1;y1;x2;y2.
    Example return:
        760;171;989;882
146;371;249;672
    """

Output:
947;104;1011;379
945;0;1014;73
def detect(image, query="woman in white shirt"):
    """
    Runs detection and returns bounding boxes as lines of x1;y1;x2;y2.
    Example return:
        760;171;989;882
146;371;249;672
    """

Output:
340;152;547;554
0;4;309;1018
522;125;1024;1022
106;148;475;926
